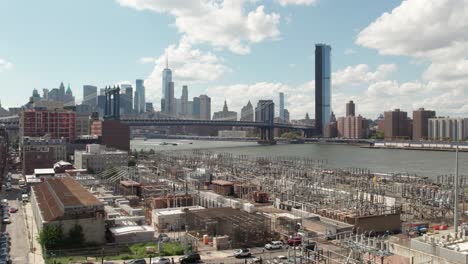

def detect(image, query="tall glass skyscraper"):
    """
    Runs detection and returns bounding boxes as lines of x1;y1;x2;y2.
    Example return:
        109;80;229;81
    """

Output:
315;44;332;135
162;57;173;114
279;92;285;121
135;79;145;113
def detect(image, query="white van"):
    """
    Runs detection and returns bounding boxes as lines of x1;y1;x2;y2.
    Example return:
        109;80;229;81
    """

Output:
21;194;29;203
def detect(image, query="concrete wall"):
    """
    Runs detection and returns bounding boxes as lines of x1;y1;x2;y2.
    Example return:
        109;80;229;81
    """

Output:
353;213;401;234
410;239;468;264
391;242;460;264
44;216;106;245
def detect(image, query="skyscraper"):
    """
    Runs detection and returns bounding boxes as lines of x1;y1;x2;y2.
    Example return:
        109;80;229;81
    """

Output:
168;81;175;115
162;56;173;114
83;85;98;109
181;85;188;117
192;97;201;119
120;84;133;115
279;92;285;121
199;95;211;120
135;79;145;113
315;44;332;136
240;101;254;121
346;100;355;117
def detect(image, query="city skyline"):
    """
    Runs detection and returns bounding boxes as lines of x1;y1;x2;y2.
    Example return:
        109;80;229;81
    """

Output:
0;0;467;120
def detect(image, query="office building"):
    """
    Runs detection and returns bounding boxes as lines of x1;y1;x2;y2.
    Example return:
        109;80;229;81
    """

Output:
135;79;145;113
20;109;76;142
413;108;436;141
120;84;133;115
212;101;237;121
181;85;189;117
162;58;173;115
31;177;106;245
283;109;290;123
428;118;468;141
192;97;201;119
240;101;254;121
279;93;285;121
315;44;332;135
384;109;411;140
64;84;75;106
74;144;128;174
145;102;154;113
255;100;275;124
199;95;211;120
75;113;91;137
83;85;98;109
346;101;355;117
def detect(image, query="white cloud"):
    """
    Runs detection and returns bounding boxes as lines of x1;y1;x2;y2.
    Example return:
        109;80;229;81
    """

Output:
206;81;314;119
344;48;355;55
275;0;318;6
0;59;12;73
143;39;229;108
333;64;397;89
356;0;468;61
354;0;468;118
117;0;280;54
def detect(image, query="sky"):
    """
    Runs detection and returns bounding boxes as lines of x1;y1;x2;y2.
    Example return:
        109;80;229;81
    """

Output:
0;0;467;120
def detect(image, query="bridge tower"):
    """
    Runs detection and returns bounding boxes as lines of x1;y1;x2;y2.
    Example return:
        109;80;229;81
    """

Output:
104;86;120;120
255;100;276;145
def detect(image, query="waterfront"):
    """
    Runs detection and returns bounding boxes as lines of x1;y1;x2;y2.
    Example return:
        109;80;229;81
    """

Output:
131;139;468;179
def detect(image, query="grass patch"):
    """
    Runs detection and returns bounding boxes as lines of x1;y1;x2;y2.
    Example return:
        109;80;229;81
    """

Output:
45;242;185;263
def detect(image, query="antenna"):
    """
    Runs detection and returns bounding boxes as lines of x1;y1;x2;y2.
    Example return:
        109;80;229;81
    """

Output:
166;53;169;69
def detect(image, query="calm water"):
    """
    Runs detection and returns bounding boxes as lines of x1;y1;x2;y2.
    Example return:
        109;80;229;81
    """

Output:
131;139;468;179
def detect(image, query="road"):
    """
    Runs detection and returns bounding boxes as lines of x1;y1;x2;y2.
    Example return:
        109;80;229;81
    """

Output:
4;173;30;263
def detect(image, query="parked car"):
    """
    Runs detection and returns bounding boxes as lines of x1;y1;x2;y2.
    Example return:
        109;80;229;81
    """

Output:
5;183;11;192
272;255;288;264
124;259;147;264
1;218;9;225
151;257;171;264
247;257;262;264
265;241;283;250
8;208;17;214
157;233;170;242
287;236;302;246
234;248;251;258
179;253;201;264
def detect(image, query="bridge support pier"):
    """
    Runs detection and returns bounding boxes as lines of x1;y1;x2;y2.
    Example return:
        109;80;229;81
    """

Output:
258;127;276;145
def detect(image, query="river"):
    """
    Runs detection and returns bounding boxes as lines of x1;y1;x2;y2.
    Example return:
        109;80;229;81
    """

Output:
131;139;468;179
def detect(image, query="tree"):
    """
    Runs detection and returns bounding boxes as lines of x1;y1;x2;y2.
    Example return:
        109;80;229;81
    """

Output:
128;159;136;167
38;225;64;249
66;224;85;247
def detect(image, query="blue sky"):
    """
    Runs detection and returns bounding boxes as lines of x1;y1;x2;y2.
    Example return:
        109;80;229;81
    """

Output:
1;0;467;119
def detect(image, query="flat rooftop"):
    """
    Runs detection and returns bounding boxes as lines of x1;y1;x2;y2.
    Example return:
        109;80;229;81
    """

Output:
109;225;155;235
34;168;55;175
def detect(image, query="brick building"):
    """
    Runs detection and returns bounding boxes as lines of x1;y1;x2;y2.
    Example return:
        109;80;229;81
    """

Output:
91;120;130;151
412;108;436;141
337;115;369;139
20;109;76;142
211;180;234;196
384;109;411;140
31;177;106;245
